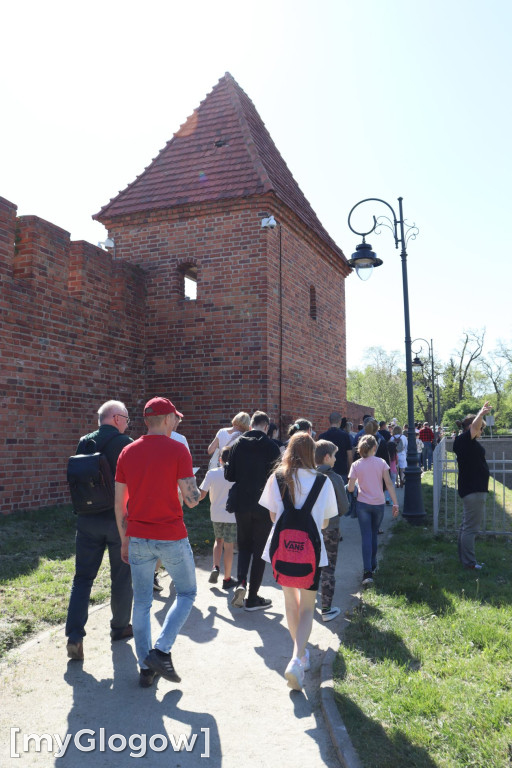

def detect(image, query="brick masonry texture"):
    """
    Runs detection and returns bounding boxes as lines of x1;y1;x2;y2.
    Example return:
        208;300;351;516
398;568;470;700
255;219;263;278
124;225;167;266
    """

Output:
0;198;146;514
0;74;372;514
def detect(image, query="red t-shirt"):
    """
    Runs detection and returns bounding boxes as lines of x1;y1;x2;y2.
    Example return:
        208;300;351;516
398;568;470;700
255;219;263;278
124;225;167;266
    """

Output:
115;434;194;541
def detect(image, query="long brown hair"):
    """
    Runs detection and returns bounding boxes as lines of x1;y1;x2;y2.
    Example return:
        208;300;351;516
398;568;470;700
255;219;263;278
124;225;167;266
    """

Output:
275;432;316;505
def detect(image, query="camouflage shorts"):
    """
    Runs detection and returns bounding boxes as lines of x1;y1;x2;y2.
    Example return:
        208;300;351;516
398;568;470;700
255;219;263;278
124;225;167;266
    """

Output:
212;521;237;543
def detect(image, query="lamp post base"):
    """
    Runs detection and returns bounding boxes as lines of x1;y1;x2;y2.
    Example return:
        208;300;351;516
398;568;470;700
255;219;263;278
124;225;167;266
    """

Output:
401;465;426;524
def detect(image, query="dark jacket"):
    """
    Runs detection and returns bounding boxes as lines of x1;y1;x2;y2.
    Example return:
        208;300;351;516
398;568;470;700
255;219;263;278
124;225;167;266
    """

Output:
316;464;349;528
317;427;352;478
76;425;132;513
453;429;489;498
224;429;281;512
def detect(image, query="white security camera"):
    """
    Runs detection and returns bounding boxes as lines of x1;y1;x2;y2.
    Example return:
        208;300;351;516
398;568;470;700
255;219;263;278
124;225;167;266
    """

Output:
261;215;277;229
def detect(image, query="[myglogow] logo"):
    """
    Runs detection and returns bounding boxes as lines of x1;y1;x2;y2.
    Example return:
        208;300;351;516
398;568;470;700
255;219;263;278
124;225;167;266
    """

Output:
10;727;210;758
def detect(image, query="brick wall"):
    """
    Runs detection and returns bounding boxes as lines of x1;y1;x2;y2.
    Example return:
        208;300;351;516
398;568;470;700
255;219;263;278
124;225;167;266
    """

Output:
0;197;146;514
1;191;371;513
100;192;353;463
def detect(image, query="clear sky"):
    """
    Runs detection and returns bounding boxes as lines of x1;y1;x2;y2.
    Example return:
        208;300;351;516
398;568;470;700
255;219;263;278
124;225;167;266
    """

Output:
2;0;510;370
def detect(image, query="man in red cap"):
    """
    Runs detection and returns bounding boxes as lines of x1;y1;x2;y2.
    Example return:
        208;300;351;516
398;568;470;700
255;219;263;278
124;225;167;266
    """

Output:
115;397;201;687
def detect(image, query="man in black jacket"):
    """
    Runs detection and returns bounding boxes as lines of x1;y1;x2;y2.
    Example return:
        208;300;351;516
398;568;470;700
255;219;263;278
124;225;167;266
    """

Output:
318;412;353;482
225;411;280;611
66;400;133;660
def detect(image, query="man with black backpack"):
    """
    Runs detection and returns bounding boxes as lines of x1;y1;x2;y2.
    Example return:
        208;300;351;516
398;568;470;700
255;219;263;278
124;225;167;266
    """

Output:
65;400;133;661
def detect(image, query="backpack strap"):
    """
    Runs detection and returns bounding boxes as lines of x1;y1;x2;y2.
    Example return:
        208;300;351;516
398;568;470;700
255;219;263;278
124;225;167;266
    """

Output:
276;474;327;513
301;475;327;515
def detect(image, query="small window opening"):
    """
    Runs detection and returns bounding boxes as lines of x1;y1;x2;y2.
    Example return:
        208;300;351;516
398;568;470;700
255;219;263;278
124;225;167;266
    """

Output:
184;266;197;301
309;285;317;320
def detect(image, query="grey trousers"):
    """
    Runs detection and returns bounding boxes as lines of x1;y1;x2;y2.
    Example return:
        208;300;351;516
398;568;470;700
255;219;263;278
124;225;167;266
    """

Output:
458;492;486;567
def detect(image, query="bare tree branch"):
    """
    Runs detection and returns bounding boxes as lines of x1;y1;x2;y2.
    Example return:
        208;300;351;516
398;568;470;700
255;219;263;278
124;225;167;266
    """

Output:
454;329;486;400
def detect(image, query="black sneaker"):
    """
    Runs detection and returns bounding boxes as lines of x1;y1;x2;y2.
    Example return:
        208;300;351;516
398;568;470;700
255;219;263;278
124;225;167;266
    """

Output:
153;572;163;592
139;668;157;688
208;567;220;584
244;596;272;612
222;577;237;590
144;649;181;682
362;571;374;586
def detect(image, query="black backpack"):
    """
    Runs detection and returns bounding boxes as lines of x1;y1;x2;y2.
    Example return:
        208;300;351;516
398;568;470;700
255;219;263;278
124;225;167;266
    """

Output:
67;434;118;515
269;474;326;589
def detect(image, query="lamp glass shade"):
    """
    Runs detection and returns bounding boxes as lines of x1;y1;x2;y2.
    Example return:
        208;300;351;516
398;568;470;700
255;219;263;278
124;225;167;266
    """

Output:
356;264;374;281
412;356;423;368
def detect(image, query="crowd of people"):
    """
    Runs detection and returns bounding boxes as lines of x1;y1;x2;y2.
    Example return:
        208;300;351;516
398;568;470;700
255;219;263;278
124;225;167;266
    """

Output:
64;399;490;693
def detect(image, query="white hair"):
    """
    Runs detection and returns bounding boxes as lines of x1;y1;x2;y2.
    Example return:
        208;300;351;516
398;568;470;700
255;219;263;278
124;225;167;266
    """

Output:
97;400;127;425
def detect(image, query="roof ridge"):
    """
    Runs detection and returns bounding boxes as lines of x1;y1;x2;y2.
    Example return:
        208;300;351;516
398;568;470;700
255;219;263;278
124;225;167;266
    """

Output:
94;76;229;221
92;74;347;263
223;75;273;196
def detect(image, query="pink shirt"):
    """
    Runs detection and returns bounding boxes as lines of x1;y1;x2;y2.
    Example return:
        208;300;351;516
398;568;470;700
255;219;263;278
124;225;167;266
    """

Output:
348;456;389;505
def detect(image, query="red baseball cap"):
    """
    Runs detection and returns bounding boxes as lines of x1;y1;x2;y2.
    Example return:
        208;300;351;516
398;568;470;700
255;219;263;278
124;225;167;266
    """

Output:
143;397;183;418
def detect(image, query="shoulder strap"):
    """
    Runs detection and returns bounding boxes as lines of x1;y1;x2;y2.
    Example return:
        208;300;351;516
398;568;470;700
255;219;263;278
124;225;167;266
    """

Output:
276;473;327;513
301;475;327;515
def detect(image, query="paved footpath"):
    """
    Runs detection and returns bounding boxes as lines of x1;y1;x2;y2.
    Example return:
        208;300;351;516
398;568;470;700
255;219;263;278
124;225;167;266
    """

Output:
0;506;397;768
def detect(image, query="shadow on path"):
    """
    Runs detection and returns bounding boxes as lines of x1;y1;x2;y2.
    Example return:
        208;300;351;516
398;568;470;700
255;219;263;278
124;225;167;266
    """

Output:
60;640;221;767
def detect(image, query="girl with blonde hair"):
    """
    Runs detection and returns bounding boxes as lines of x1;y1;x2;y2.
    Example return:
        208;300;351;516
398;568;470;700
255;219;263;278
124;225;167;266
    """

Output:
207;412;250;468
348;435;399;586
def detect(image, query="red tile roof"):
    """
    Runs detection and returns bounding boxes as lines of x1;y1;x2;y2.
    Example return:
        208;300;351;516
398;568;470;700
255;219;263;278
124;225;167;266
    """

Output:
94;73;346;261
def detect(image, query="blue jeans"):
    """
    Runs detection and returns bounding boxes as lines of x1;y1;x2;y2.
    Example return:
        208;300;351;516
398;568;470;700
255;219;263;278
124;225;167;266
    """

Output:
356;501;384;572
422;442;433;470
129;537;197;668
66;512;133;642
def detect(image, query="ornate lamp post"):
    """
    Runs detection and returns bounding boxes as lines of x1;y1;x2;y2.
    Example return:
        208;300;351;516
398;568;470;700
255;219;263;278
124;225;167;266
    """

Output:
347;197;425;524
412;338;436;428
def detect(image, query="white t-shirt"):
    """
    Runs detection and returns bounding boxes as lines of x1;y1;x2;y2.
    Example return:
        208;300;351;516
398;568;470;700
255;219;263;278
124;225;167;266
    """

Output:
216;428;241;450
259;468;338;567
200;467;235;523
393;435;407;468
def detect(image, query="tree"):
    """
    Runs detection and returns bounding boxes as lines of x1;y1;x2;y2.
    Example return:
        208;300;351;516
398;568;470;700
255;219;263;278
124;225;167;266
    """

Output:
439;358;459;413
496;339;512;366
453;329;485;401
480;353;507;415
442;397;482;433
347;347;408;423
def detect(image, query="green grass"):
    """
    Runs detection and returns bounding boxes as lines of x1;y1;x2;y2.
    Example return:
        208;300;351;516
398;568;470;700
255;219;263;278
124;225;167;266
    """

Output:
334;474;512;767
0;499;213;658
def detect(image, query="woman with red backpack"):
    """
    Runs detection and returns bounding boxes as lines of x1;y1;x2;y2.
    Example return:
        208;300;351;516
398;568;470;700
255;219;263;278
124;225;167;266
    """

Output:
259;432;337;691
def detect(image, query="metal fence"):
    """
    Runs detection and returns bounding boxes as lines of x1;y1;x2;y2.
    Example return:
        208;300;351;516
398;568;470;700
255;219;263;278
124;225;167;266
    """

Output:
433;437;512;535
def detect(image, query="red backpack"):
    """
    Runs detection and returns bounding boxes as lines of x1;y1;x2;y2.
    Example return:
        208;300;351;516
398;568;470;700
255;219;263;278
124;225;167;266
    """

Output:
269;474;326;589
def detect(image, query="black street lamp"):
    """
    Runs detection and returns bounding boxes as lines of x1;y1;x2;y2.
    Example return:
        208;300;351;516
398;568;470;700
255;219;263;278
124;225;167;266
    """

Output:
412;338;436;428
347;197;425;524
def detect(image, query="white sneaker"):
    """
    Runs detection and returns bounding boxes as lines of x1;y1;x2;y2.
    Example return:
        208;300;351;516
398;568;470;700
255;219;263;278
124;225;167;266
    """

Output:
322;606;341;622
300;649;310;672
231;583;246;608
284;658;304;691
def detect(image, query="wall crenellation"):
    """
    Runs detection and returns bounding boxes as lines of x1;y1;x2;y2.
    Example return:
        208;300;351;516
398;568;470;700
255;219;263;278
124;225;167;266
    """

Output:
0;197;146;514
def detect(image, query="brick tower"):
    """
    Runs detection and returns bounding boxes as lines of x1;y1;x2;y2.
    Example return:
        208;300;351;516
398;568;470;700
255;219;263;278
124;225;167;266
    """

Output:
94;73;351;461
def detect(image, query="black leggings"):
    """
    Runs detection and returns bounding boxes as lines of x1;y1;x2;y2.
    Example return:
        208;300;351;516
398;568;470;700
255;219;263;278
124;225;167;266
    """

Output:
234;506;273;599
